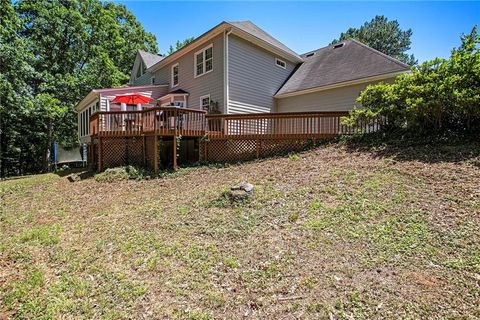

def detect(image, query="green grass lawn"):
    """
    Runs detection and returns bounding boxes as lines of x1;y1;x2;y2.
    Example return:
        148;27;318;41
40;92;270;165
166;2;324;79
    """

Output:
1;141;479;319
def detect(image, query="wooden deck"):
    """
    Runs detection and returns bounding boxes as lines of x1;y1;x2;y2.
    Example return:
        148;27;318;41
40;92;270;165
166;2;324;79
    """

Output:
205;111;381;139
90;108;380;139
89;108;382;172
89;107;207;138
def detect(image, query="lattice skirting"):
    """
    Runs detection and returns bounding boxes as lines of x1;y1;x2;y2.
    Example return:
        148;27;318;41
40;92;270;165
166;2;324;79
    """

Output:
89;136;323;171
200;138;316;162
93;136;145;170
144;136;157;171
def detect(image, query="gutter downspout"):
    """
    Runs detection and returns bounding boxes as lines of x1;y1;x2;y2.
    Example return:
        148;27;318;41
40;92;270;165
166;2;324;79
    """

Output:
224;28;233;114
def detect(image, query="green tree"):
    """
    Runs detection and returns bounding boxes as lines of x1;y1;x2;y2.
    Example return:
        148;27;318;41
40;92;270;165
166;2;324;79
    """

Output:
0;0;37;176
344;26;480;133
166;37;195;56
30;94;68;171
449;26;480;129
331;15;417;66
0;0;158;176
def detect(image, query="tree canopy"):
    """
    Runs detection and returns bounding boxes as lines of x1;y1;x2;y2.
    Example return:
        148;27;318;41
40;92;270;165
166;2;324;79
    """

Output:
0;0;158;177
331;15;417;66
166;37;195;56
344;26;480;133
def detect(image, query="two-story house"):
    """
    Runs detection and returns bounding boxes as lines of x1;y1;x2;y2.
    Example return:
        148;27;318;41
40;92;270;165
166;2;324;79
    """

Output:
75;20;410;170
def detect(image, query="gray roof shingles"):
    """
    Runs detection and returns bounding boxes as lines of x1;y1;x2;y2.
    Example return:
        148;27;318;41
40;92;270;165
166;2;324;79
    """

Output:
276;39;410;96
138;50;163;68
228;21;302;61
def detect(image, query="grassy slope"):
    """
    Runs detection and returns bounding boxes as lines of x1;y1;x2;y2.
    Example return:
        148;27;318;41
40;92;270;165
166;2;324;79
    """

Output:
1;141;479;319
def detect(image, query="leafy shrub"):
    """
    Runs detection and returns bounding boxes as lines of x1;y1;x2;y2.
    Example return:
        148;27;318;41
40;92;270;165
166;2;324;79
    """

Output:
94;166;147;182
343;26;480;133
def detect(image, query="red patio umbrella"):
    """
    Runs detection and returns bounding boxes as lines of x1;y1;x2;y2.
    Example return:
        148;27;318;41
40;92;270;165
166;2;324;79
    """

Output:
111;93;151;105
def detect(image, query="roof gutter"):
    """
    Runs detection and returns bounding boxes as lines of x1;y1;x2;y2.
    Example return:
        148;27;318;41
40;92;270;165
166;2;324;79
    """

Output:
274;70;411;99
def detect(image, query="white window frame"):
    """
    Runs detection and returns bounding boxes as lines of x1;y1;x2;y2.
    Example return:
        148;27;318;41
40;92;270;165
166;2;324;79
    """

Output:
171;63;179;87
194;44;213;78
79;112;83;137
150;76;155;85
275;58;286;69
81;109;87;137
200;94;210;110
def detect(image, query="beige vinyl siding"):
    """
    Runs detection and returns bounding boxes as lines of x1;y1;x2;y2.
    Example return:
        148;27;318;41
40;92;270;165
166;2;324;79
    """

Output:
152;34;224;111
78;99;98;144
276;80;394;112
228;35;297;114
132;71;154;86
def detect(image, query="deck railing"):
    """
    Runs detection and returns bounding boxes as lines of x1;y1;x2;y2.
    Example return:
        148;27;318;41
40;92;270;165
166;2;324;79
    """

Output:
90;107;207;137
205;111;381;138
90;109;382;139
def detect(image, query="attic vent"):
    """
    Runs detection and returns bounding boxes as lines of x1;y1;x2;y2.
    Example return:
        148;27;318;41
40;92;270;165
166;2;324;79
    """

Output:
333;43;345;49
305;52;315;57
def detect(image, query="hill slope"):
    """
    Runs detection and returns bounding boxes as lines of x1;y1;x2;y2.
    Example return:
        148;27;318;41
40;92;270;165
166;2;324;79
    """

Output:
1;142;479;319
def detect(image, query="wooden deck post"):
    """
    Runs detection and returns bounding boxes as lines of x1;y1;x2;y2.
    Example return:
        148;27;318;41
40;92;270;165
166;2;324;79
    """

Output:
172;109;178;171
153;135;159;175
98;137;103;172
172;135;177;170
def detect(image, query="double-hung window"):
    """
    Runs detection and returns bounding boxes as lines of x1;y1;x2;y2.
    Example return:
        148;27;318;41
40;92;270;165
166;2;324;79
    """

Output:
195;45;213;77
171;63;179;87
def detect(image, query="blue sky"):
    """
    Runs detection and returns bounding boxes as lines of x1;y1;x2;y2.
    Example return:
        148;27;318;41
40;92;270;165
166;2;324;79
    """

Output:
117;1;479;63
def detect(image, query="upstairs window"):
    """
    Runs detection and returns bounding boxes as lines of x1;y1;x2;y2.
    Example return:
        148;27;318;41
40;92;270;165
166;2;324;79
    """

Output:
151;76;155;85
195;44;213;77
171;63;179;87
275;58;286;69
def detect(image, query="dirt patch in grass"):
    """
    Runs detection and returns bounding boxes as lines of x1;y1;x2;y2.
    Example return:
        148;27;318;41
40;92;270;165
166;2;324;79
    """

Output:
1;141;479;319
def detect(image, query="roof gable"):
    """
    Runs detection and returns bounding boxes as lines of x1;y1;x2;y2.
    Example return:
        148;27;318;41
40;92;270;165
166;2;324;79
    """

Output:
130;50;163;83
148;21;303;72
138;50;163;68
228;21;301;62
276;39;410;96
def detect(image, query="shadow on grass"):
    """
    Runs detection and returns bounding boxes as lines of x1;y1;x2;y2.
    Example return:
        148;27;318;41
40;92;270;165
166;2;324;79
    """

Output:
340;130;480;166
